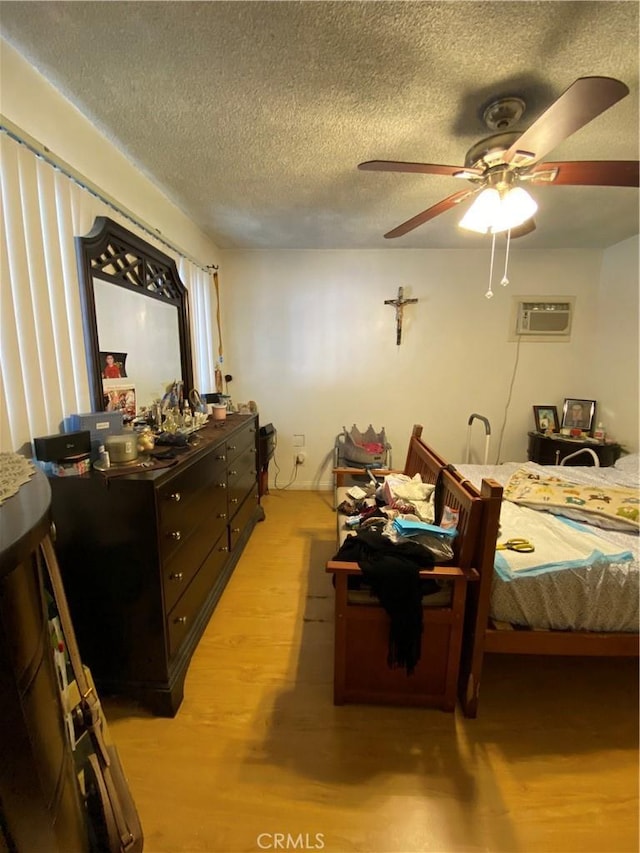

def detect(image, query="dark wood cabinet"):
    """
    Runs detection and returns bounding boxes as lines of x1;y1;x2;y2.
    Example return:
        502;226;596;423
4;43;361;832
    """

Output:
527;431;622;467
1;468;90;851
49;414;261;716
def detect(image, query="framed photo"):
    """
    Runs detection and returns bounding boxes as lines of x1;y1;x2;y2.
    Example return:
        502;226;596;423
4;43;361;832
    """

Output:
103;385;137;421
533;405;559;433
100;351;128;380
561;398;596;433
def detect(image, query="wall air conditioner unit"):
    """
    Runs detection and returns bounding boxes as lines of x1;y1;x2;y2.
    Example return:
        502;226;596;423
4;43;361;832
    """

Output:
509;296;576;342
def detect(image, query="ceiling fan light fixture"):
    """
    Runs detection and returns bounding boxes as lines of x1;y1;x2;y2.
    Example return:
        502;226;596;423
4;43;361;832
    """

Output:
458;187;501;233
459;186;537;234
497;186;538;231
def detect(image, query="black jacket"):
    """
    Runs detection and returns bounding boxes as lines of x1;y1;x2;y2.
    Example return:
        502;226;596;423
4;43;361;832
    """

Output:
333;529;437;674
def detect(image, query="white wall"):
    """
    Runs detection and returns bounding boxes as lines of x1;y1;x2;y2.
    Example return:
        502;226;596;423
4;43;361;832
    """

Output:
593;235;639;451
219;246;632;488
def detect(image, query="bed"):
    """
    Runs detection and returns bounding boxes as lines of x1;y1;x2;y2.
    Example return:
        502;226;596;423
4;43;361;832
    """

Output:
454;450;639;717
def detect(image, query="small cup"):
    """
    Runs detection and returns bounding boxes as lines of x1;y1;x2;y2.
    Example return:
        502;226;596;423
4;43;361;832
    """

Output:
212;404;227;421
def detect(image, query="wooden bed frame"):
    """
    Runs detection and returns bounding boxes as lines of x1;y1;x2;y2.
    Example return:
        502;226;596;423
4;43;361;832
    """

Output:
459;478;640;719
326;425;503;712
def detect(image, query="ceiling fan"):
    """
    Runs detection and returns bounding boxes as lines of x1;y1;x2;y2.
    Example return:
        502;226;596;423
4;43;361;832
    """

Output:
359;76;639;240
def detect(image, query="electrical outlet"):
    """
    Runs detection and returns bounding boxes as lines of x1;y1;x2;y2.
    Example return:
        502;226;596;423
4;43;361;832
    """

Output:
295;452;306;465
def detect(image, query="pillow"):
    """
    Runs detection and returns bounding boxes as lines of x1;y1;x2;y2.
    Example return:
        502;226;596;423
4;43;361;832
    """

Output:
503;466;639;532
614;452;639;476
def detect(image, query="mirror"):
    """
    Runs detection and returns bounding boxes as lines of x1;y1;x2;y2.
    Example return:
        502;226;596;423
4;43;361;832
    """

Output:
76;217;194;415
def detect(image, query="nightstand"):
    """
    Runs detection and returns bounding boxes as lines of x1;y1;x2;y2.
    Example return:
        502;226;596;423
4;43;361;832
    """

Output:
527;431;622;466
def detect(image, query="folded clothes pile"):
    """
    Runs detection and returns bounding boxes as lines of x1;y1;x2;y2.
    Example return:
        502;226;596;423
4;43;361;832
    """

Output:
380;473;435;522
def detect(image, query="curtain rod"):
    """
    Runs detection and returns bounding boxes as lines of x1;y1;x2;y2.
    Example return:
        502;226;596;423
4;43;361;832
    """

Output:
0;118;217;275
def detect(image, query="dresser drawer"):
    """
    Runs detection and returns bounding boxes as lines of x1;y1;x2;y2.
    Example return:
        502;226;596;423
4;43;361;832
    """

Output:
225;421;257;465
166;535;229;660
158;454;225;518
162;510;229;613
229;489;260;551
158;458;227;561
228;445;258;516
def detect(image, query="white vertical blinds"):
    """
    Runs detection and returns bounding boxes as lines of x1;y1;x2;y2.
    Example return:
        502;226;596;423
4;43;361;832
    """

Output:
0;133;218;454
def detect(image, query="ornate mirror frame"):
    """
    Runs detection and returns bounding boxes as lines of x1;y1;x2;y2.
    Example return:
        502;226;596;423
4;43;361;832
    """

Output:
76;217;194;413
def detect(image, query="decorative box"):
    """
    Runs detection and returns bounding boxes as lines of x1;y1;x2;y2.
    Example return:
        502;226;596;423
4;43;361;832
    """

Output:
66;411;124;458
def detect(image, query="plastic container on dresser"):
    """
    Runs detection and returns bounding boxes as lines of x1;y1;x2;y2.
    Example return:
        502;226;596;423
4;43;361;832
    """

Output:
49;414;262;716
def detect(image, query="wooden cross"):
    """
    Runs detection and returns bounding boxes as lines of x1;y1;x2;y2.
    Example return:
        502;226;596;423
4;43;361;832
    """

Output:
384;286;418;345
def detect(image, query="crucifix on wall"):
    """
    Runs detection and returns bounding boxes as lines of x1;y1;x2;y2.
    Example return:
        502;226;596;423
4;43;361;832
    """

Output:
384;286;418;345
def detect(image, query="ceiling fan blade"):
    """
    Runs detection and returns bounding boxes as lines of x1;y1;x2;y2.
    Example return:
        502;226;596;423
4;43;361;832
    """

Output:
531;160;639;187
504;76;630;166
384;189;476;238
359;160;480;177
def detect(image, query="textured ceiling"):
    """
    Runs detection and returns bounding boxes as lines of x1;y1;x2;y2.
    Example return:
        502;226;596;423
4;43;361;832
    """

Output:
1;1;638;250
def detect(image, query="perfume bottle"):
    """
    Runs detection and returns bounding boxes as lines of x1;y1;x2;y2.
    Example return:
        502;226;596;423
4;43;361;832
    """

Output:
593;423;606;441
98;445;110;468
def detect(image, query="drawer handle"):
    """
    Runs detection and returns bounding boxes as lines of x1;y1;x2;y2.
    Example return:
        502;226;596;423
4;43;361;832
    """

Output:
174;616;187;625
227;444;237;451
219;545;229;552
168;530;182;541
169;572;184;582
215;454;226;461
232;527;240;534
168;492;181;502
250;448;257;454
229;469;237;476
230;498;239;504
217;512;227;519
216;482;227;488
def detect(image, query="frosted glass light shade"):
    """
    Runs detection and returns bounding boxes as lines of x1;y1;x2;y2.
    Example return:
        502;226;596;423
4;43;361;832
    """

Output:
498;187;538;231
458;188;501;233
459;186;538;234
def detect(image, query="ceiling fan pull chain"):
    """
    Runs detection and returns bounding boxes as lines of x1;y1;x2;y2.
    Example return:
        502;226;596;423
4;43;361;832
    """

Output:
501;230;511;286
485;232;497;299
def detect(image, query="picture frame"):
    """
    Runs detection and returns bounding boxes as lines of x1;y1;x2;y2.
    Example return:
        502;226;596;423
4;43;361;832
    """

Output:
100;350;128;380
533;405;559;433
561;398;596;434
103;385;137;422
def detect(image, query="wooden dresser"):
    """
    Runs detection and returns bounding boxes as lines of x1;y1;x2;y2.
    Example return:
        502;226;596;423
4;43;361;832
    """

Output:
49;414;261;716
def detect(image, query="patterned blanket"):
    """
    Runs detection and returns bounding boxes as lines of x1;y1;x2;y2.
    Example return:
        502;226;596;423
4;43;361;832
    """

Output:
503;466;639;532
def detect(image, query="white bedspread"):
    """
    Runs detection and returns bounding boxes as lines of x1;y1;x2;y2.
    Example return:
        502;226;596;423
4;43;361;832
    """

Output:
453;460;639;631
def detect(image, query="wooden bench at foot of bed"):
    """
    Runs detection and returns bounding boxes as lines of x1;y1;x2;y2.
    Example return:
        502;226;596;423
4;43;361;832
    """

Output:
326;424;503;712
327;562;477;709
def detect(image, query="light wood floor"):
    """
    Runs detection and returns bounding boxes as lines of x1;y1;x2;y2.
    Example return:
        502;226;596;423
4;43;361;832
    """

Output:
104;490;639;853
